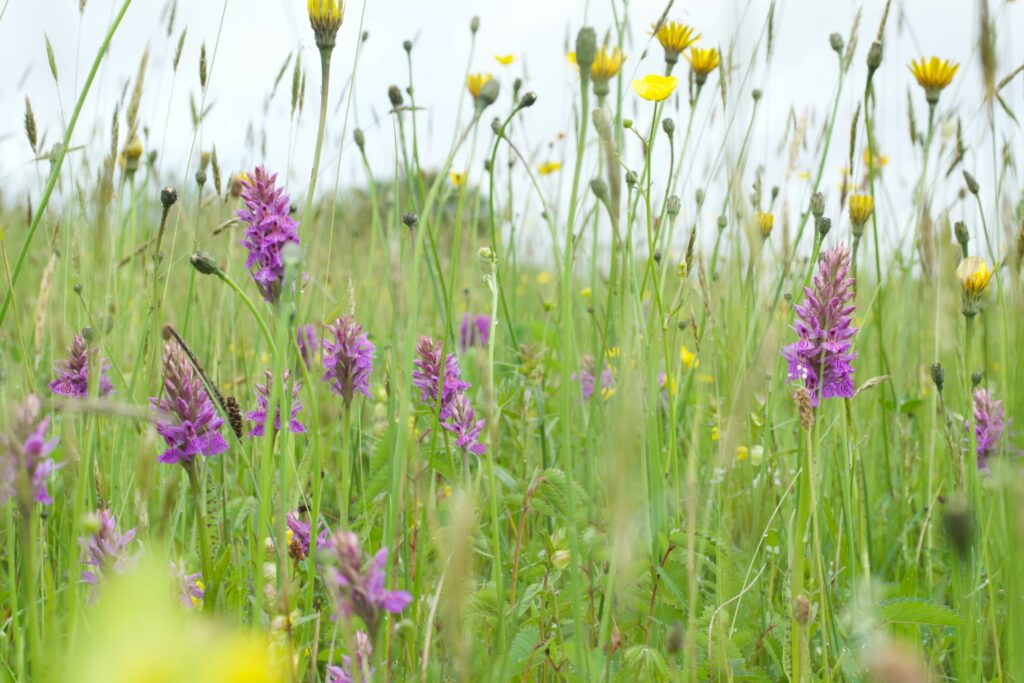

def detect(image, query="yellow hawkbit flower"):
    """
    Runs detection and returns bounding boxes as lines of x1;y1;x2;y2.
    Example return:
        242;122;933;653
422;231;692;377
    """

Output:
450;171;466;188
686;47;719;85
466;73;493;98
308;0;344;51
631;74;678;102
756;211;775;238
653;21;701;65
848;194;874;233
590;47;626;98
494;54;514;66
680;344;699;369
909;56;959;104
538;161;562;175
956;255;992;317
122;137;143;175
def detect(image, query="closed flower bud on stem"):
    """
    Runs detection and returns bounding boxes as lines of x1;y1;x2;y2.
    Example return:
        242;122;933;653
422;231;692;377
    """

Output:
574;27;597;77
962;170;979;195
519;91;537;108
829;32;844;54
929;363;944;393
190;251;220;275
666;195;681;218
353;128;365;150
867;41;883;74
388;84;404;109
662;118;675;135
816;216;832;239
954;221;970;257
161;186;178;209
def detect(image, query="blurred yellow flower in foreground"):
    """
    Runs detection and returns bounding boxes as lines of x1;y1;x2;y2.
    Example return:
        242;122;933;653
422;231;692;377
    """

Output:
67;558;286;683
909;56;959;103
756;211;774;238
680;344;699;369
536;271;552;285
591;47;626;81
494;54;515;66
631;74;678;101
450;171;466;188
538;161;562;175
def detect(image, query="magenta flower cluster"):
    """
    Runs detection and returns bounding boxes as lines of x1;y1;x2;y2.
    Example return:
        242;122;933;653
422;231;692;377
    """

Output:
49;334;114;398
459;313;491;353
322;316;375;407
322;531;411;636
287;511;329;561
80;509;137;591
970;388;1006;470
412;336;486;456
152;342;228;465
298;323;318;369
237;166;301;303
326;631;372;683
0;395;60;508
575;355;614;401
782;242;857;406
247;369;305;437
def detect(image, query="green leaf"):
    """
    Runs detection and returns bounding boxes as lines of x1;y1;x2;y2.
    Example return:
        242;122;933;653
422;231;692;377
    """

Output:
505;625;542;678
877;597;961;626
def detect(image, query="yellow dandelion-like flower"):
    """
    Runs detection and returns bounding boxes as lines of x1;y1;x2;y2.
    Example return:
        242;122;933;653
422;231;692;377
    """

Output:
848;194;874;227
466;73;493;98
756;211;774;238
956;255;992;317
711;425;719;442
536;271;552;285
605;346;622;360
653;21;701;64
686;47;719;85
631;74;678;102
581;287;593;298
909;56;959;104
538;161;562;175
308;0;344;50
450;171;466;188
736;446;749;461
494;54;515;66
591;47;626;82
680;344;699;369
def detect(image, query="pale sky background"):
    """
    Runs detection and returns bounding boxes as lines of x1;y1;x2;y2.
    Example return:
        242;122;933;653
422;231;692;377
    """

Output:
1;0;1022;260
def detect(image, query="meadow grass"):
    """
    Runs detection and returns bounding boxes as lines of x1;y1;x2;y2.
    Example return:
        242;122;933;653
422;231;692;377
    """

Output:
1;1;1023;681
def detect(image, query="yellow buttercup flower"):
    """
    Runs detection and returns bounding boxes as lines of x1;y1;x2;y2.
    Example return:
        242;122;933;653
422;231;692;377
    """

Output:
956;255;992;317
736;446;749;461
308;0;344;50
538;161;562;175
680;344;699;369
466;73;493;98
711;425;719;442
909;56;959;104
450;171;466;188
686;47;719;85
495;54;515;66
631;74;678;102
756;211;774;238
653;20;701;65
848;194;874;227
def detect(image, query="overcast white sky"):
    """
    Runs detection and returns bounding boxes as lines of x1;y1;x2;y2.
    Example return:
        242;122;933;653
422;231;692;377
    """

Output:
1;0;1022;257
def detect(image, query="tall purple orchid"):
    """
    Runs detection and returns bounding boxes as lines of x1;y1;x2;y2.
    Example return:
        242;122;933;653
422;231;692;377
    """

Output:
49;335;114;398
970;388;1006;470
459;313;492;353
237;166;301;303
80;509;137;595
151;342;228;465
0;395;60;510
322;316;375;407
287;511;329;561
326;631;372;683
574;355;615;401
782;243;857;406
247;369;305;437
412;336;486;456
322;531;412;640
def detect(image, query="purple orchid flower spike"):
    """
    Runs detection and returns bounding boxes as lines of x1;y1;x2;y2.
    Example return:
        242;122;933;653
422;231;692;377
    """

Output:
151;342;228;465
1;395;60;510
247;369;306;437
782;242;857;406
237;166;301;303
322;316;375;407
80;509;137;600
50;334;114;398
